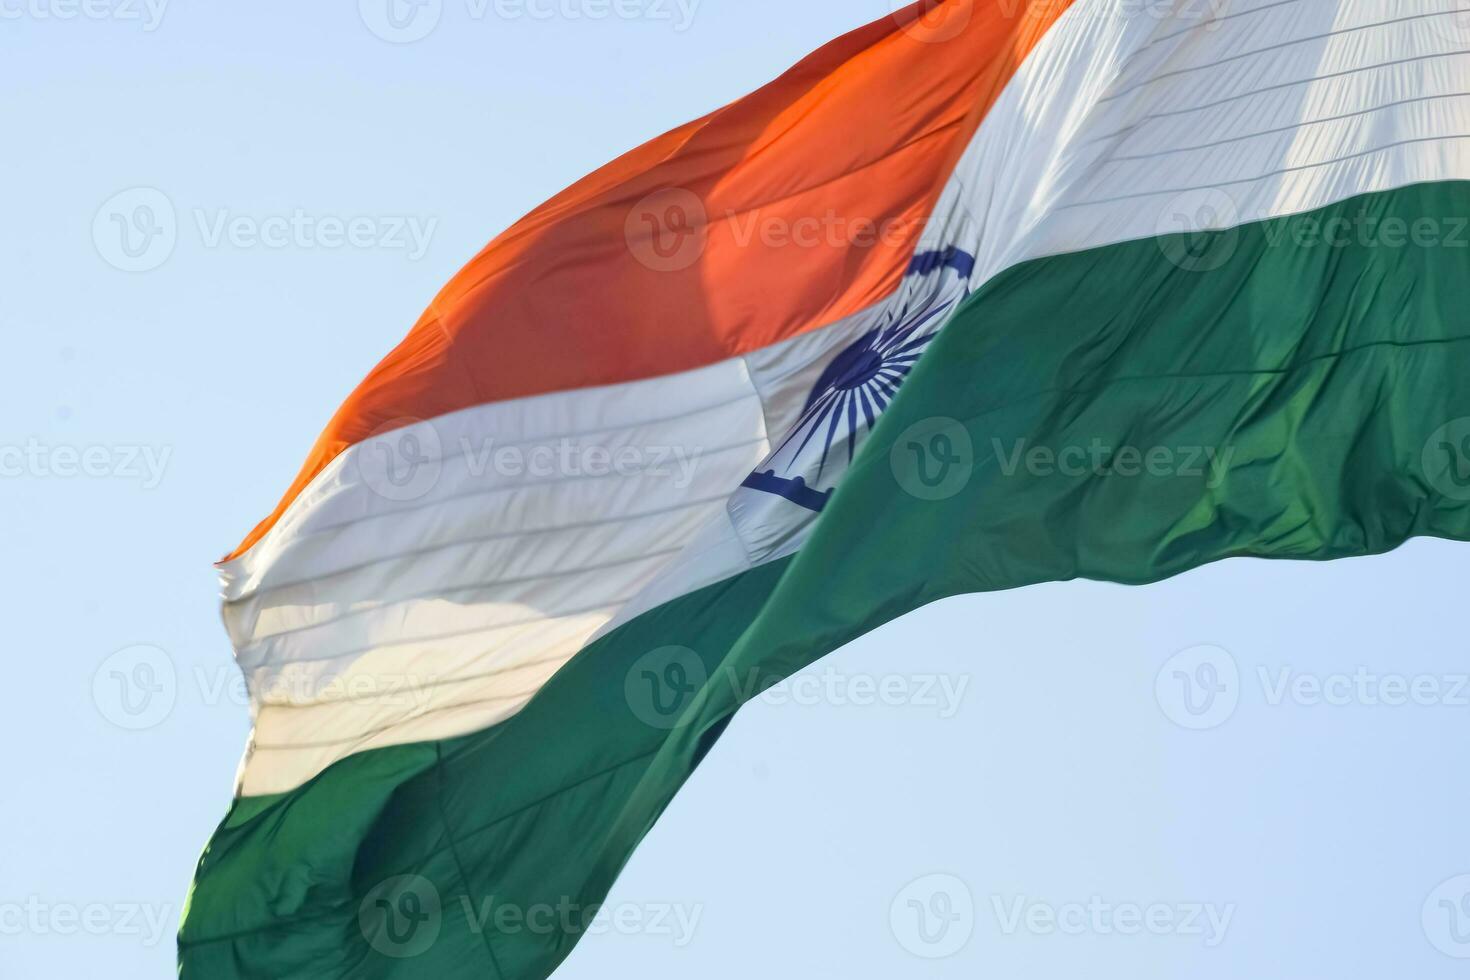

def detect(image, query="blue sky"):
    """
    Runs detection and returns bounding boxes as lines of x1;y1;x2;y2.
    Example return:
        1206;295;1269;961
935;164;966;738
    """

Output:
3;2;1469;977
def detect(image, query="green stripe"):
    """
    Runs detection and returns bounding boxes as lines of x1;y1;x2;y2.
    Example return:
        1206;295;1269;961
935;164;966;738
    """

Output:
180;180;1470;978
180;558;793;978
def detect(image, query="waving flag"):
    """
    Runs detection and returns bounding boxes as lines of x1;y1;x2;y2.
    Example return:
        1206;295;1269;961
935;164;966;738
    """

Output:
181;1;1470;976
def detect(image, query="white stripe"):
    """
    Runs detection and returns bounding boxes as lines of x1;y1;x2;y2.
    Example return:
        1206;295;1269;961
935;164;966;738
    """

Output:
971;0;1470;275
225;360;770;794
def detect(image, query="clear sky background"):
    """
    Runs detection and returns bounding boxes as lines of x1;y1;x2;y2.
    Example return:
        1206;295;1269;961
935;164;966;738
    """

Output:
3;2;1469;977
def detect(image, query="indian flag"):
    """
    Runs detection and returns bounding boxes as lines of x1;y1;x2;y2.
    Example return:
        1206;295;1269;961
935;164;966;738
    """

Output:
179;1;1470;975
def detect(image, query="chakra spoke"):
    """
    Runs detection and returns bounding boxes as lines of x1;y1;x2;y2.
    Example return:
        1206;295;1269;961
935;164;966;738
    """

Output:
856;385;878;432
788;395;840;463
844;390;860;467
815;390;852;481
